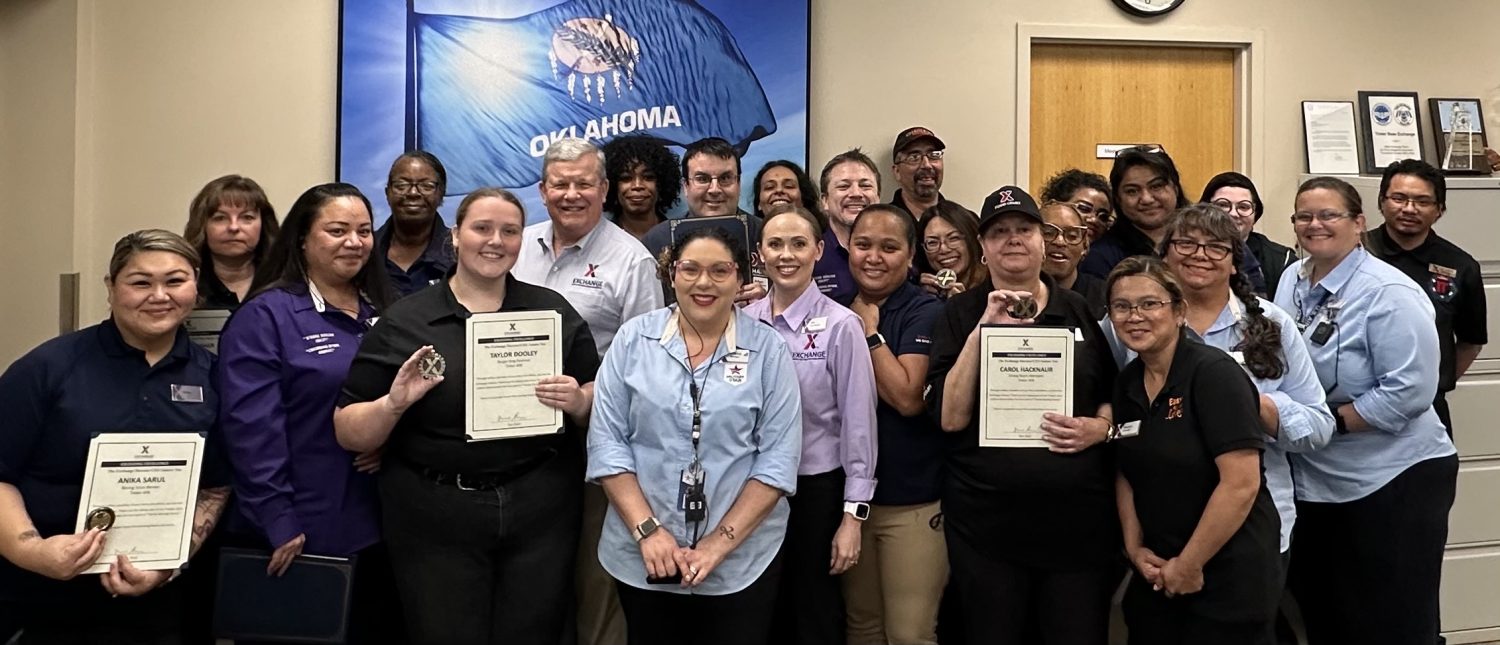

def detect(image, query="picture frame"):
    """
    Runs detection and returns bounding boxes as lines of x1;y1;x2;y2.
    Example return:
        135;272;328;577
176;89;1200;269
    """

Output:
1357;91;1423;174
1427;97;1491;175
1301;100;1360;175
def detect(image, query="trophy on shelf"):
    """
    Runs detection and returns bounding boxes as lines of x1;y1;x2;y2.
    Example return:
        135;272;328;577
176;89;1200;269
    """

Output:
1428;98;1491;176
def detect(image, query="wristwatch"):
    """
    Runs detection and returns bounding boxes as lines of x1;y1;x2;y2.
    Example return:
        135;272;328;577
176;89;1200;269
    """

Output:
634;516;661;542
866;333;886;350
843;501;871;521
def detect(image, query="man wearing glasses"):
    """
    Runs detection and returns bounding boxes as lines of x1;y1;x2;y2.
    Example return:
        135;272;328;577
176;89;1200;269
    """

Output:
641;137;768;304
1364;159;1487;438
376;151;455;296
889;127;949;218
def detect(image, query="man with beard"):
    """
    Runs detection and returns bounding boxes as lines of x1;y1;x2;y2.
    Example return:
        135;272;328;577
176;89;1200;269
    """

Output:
889;127;948;218
375;151;454;296
641;137;767;304
1364;159;1487;438
814;148;883;303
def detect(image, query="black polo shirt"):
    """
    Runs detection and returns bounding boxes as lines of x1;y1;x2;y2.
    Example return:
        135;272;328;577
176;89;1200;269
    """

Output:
1079;218;1156;280
925;274;1120;570
1069;271;1108;320
375;217;455;297
868;282;949;506
0;319;226;600
1113;333;1280;622
340;274;599;475
1366;225;1488;394
198;260;242;309
888;189;946;219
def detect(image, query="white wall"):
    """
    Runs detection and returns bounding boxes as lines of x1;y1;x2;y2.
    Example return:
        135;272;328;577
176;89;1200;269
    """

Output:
4;0;1500;362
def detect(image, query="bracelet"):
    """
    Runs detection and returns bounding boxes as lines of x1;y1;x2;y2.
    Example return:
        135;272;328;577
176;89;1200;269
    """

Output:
1103;419;1120;443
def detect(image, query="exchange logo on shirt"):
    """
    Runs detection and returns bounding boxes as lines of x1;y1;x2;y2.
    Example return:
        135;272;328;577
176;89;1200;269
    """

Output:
572;263;606;290
792;332;827;361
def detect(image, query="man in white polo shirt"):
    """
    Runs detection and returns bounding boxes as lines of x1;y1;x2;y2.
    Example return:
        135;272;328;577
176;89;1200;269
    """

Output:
513;138;662;645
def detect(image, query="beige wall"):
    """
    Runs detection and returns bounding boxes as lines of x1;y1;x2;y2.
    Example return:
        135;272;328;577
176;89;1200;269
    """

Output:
4;0;1500;362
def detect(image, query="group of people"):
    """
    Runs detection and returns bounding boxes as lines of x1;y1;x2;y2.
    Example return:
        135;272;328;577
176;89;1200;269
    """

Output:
0;126;1486;645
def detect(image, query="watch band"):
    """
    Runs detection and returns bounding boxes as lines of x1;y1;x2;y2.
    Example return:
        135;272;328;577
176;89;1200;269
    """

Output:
866;333;885;350
843;501;870;521
634;516;661;542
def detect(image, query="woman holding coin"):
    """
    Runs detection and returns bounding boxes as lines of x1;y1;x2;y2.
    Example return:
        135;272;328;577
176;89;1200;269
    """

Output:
216;183;402;641
0;230;231;642
916;202;986;299
334;188;599;645
925;186;1121;644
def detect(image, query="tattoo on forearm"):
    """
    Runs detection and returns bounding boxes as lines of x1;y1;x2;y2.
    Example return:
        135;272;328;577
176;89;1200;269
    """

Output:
717;525;736;541
17;530;38;542
190;487;230;556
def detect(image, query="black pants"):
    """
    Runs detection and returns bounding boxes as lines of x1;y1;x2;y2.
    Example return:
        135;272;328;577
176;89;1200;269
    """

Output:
380;452;582;645
1122;573;1273;645
770;469;846;645
1;576;188;645
1434;392;1453;439
1289;454;1458;645
616;552;782;645
945;526;1117;645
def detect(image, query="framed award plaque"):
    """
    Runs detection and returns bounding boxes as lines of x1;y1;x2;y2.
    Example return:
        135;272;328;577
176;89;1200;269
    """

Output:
1357;91;1424;174
1427;98;1490;175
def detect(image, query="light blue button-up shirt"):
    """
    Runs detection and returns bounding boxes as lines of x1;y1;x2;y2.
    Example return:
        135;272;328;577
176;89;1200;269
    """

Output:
1106;295;1334;553
1274;246;1456;503
587;307;803;595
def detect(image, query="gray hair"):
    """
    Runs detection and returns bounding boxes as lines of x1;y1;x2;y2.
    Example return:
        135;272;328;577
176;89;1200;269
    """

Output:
543;138;607;181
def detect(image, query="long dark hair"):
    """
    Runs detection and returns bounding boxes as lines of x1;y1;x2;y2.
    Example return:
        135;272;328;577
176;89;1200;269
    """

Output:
916;202;986;290
248;183;396;311
1109;146;1191;218
1159;204;1284;379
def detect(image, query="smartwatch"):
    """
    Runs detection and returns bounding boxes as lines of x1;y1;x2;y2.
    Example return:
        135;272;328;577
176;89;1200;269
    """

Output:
843;501;871;521
866;333;886;350
634;516;661;542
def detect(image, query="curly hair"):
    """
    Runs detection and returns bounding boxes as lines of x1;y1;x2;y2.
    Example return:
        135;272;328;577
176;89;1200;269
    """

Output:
602;135;681;220
1040;168;1110;204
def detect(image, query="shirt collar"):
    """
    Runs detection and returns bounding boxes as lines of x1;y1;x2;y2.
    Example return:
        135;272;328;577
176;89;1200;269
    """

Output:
301;280;375;317
760;284;824;332
422;273;522;323
98;317;193;363
658;306;740;353
1297;245;1367;296
531;218;607;257
1206;295;1243;335
377;216;452;262
879;280;920;311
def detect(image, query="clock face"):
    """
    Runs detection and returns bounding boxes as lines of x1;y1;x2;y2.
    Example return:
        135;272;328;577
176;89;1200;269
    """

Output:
1113;0;1186;17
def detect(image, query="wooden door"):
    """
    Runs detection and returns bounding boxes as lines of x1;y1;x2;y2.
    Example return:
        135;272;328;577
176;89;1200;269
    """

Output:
1030;43;1236;201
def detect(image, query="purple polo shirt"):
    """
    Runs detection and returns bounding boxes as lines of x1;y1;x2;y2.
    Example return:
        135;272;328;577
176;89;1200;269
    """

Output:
216;285;382;556
744;285;878;501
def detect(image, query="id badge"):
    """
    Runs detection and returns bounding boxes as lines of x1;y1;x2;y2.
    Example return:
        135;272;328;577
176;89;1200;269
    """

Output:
676;466;706;510
170;384;204;403
1118;420;1142;438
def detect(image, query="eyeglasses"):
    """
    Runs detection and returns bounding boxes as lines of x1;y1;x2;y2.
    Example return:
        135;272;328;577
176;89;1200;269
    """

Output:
1211;199;1257;217
673;260;738;283
896;150;945;166
1168;239;1233;261
689;173;738;188
1290;210;1353;225
1384;193;1438;209
1041;223;1088;246
1071;201;1111;221
922;232;967;253
1108;298;1175;320
390;180;439;195
1114;144;1166;157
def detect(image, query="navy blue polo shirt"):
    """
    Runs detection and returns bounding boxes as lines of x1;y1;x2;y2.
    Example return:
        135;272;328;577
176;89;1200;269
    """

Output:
376;217;455;297
0;319;226;600
867;282;948;505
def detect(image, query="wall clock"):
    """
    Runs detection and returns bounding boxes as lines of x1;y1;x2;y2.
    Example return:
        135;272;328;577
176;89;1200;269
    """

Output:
1112;0;1186;18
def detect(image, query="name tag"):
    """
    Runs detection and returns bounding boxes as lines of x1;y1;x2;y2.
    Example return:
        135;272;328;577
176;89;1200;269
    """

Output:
723;363;748;385
170;384;204;403
1118;420;1141;438
1228;351;1246;365
804;317;828;333
725;349;749;364
1428;263;1457;278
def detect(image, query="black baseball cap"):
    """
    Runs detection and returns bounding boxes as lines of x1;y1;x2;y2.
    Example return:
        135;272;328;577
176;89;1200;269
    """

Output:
978;185;1043;233
892;127;945;156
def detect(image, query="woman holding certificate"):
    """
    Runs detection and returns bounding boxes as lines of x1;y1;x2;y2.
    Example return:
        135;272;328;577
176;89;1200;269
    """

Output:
588;227;803;645
1274;178;1457;645
216;183;401;640
335;188;599;645
1106;255;1280;644
925;186;1121;645
0;230;230;642
743;205;877;645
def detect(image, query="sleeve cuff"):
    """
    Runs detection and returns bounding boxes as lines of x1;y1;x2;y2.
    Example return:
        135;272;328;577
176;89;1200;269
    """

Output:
584;446;636;483
263;509;304;549
1268;392;1311;445
842;476;877;503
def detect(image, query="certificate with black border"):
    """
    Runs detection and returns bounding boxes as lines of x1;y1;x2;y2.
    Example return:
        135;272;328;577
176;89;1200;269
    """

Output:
978;326;1074;449
74;432;206;574
465;310;564;441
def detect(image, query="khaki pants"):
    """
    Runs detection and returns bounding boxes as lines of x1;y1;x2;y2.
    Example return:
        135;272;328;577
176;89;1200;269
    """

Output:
577;485;627;645
842;501;948;645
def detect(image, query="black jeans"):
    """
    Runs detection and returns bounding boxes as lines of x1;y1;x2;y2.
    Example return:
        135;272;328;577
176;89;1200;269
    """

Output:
380;451;582;645
770;469;846;645
1;577;188;645
616;552;781;645
1290;454;1458;645
1122;573;1273;645
945;528;1118;645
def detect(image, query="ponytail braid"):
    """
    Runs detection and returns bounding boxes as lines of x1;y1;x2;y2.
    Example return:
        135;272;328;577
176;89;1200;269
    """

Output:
1230;269;1284;380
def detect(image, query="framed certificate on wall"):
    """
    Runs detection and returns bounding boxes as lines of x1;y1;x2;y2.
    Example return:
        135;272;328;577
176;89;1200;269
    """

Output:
1357;91;1424;174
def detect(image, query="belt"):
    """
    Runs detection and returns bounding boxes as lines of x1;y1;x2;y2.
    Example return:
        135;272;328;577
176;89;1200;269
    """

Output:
409;451;555;491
